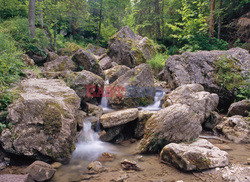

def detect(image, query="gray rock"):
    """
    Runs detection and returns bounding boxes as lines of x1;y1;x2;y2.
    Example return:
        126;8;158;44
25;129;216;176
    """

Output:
72;49;104;78
104;65;130;84
22;161;56;182
0;79;80;162
134;110;157;138
160;139;229;171
44;56;76;72
47;51;59;62
215;115;250;143
139;104;202;153
163;48;250;110
86;44;107;56
108;26;157;68
108;64;155;109
65;70;104;104
21;54;35;67
162;84;219;124
203;111;223;130
100;108;138;128
98;56;112;70
227;100;250;117
99;125;124;142
0;174;34;182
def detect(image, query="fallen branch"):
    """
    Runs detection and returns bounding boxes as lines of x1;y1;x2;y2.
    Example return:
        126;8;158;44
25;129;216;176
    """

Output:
0;50;7;54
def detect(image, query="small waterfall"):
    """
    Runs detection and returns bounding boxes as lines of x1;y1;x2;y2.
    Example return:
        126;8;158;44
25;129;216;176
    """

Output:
140;90;165;111
71;119;116;161
99;80;113;113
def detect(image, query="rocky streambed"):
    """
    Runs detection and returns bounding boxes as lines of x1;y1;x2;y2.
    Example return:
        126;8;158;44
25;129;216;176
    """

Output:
0;26;249;182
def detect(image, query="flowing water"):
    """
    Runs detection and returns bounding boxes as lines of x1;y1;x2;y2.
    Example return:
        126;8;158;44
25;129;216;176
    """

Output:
139;89;165;111
71;120;116;162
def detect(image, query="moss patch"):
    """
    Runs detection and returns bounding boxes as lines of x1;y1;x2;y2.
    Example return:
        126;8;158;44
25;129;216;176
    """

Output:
42;102;63;136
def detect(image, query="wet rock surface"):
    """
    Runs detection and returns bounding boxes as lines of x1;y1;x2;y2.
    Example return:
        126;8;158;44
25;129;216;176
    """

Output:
160;139;229;171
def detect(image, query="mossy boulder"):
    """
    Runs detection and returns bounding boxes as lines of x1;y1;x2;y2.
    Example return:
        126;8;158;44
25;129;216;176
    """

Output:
163;48;250;110
104;65;130;84
65;70;104;105
108;26;157;68
160;139;229;171
139;104;202;153
72;49;104;78
44;56;76;72
108;64;155;109
0;79;81;162
86;43;107;56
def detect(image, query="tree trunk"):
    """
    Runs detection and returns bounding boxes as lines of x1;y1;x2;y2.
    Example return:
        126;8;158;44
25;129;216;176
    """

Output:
209;0;216;38
28;0;36;38
97;0;103;45
37;0;43;28
161;0;165;39
53;0;58;50
155;0;161;40
217;0;223;39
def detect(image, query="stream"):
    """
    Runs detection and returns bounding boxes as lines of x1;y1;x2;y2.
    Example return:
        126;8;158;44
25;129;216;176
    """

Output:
51;85;250;182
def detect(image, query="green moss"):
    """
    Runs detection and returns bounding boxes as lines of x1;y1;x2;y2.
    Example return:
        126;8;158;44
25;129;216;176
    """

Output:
214;55;245;91
42;102;63;136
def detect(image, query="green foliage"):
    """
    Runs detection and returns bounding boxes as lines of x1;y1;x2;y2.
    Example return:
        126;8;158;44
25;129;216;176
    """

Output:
214;55;249;101
0;0;27;19
1;17;49;55
147;53;167;74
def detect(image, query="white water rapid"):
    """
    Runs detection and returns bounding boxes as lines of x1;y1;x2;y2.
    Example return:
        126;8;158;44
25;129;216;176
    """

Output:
71;119;116;162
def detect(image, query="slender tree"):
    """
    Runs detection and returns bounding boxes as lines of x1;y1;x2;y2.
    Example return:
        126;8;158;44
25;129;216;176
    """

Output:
28;0;36;38
97;0;103;45
217;0;223;39
37;0;43;28
209;0;216;38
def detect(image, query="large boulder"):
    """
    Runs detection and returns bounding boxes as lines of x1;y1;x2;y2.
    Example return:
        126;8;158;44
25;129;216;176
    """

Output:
108;64;155;109
215;115;250;143
104;65;130;84
100;108;138;128
0;79;81;162
98;56;112;70
162;84;219;124
108;26;157;68
163;48;250;110
160;139;229;171
86;43;107;56
22;161;56;182
44;56;76;72
72;49;104;78
139;104;202;153
99;125;124;142
227;100;250;117
65;70;104;104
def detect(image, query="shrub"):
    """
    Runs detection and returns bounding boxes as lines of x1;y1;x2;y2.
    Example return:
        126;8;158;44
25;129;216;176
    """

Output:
0;31;24;130
1;17;49;55
147;53;168;75
214;55;249;101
